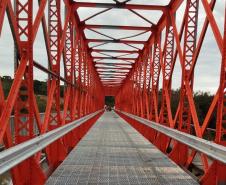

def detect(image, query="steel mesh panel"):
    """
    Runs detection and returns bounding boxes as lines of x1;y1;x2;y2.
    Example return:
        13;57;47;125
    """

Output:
46;112;199;185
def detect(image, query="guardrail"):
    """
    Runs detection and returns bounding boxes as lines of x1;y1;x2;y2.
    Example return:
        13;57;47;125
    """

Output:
0;110;102;175
117;110;226;164
0;113;57;150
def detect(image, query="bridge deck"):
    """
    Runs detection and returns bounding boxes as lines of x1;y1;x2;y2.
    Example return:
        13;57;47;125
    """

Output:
46;112;198;185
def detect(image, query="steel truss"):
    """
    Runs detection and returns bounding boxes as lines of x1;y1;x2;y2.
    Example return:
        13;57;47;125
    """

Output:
115;0;226;184
0;0;225;185
0;0;103;184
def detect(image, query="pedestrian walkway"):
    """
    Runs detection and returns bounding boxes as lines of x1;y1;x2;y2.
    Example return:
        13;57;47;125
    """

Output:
46;112;198;185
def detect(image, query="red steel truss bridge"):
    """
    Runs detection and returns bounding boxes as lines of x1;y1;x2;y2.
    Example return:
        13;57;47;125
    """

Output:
0;0;225;185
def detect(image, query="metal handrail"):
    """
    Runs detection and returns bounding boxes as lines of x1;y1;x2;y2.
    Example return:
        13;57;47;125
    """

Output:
0;110;102;175
117;110;226;164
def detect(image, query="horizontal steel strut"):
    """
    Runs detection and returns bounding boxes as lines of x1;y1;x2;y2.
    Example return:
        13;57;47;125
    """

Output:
73;2;167;11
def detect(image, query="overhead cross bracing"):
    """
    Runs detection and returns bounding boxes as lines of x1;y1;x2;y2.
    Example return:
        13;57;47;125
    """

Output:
73;0;167;90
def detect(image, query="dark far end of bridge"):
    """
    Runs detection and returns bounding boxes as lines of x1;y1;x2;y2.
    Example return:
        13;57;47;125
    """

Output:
0;0;226;185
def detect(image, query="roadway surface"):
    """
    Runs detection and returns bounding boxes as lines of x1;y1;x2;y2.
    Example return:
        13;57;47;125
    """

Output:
46;111;199;185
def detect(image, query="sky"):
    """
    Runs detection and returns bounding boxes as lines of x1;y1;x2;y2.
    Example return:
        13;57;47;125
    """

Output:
0;0;224;94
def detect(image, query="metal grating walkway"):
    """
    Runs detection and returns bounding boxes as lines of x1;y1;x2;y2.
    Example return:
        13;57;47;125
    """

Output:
46;112;199;185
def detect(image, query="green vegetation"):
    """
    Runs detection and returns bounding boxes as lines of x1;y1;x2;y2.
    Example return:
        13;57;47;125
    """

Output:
1;78;65;112
34;80;48;95
1;77;13;97
36;95;47;112
169;89;216;129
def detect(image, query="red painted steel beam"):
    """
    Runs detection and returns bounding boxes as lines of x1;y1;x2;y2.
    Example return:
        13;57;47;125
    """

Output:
83;24;153;31
99;72;130;75
101;79;124;81
103;83;122;85
73;2;167;11
98;70;128;73
96;67;132;70
97;67;129;70
101;80;124;82
93;56;137;60
95;62;133;66
97;72;129;75
101;78;124;80
91;49;140;54
86;39;146;44
96;67;131;70
117;0;184;91
99;74;127;76
100;75;126;80
34;61;75;86
102;83;123;85
102;81;123;83
100;76;125;78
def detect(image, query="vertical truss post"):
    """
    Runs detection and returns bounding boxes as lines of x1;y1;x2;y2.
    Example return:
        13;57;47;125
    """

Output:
138;59;144;117
72;34;81;119
13;0;46;184
134;63;140;115
143;47;152;120
88;67;94;113
64;18;74;122
170;0;199;166
78;38;85;117
129;75;134;113
201;7;226;185
83;51;88;115
86;57;92;114
131;68;136;114
46;0;67;168
149;34;161;122
87;64;91;114
141;52;147;119
156;17;175;152
216;11;226;146
62;14;76;150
